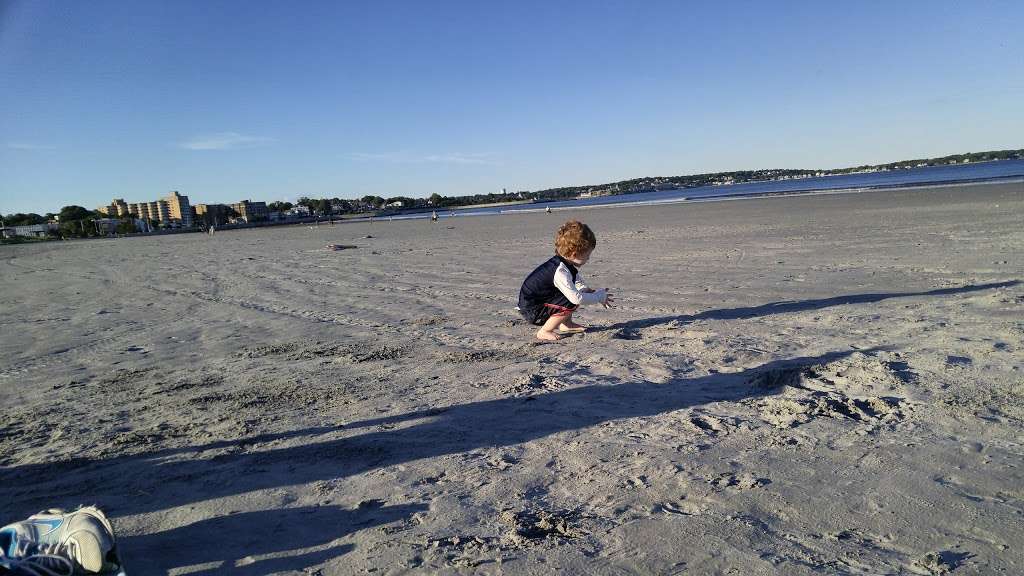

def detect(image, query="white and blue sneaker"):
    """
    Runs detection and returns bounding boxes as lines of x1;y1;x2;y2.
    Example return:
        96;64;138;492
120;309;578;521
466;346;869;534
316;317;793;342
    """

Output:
0;529;74;576
0;507;123;575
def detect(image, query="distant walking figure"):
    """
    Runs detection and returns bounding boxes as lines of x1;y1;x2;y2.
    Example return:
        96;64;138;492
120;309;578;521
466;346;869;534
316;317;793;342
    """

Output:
431;210;438;222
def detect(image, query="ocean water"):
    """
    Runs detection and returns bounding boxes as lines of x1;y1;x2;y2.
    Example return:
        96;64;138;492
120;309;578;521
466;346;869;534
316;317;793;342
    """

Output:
385;159;1024;221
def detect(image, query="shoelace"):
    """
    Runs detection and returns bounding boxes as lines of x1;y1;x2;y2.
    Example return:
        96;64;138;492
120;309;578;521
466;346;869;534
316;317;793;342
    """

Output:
3;549;74;576
2;537;75;576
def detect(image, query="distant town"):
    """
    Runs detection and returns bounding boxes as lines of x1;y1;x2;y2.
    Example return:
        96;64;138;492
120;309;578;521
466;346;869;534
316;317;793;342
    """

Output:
2;148;1021;242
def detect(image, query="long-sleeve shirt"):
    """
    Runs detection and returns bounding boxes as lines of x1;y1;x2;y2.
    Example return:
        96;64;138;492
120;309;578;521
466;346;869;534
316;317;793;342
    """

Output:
518;255;606;311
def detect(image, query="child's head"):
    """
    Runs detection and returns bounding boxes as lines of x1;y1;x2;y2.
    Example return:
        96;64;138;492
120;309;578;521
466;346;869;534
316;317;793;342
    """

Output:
555;220;596;264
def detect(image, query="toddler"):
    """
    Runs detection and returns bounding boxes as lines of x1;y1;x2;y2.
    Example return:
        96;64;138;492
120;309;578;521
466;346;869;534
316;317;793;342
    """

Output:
518;220;613;341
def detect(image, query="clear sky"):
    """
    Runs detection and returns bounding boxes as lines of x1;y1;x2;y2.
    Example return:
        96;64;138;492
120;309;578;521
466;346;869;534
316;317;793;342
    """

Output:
2;0;1022;215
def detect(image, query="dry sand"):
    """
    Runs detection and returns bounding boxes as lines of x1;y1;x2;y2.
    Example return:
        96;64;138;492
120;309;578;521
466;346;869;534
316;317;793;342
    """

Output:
2;181;1022;575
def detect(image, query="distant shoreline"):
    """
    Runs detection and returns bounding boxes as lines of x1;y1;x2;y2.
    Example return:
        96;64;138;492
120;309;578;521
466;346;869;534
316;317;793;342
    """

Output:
5;175;1019;245
483;174;1024;215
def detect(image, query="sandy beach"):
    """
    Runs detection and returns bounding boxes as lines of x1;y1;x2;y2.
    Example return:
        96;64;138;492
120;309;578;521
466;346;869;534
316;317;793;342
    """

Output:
1;181;1022;575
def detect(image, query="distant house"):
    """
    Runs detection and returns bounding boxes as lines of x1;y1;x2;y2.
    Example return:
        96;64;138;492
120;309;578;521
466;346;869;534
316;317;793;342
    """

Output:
94;218;123;235
386;200;404;208
9;223;57;237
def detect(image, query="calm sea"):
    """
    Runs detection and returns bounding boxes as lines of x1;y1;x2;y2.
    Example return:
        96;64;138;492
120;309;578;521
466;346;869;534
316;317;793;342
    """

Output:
387;159;1024;220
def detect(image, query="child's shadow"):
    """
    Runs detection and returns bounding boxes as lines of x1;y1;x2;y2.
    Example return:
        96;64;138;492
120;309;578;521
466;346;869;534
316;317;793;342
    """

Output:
591;281;1019;333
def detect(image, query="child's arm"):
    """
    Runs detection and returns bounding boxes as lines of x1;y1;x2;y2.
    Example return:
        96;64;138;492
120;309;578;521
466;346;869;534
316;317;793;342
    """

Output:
575;272;614;307
575;274;594;293
554;268;607;305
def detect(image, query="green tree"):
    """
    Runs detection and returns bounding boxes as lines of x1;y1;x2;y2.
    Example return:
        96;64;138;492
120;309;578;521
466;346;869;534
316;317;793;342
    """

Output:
58;205;92;222
297;197;319;214
360;195;384;208
117;218;138;234
330;199;353;213
2;213;46;226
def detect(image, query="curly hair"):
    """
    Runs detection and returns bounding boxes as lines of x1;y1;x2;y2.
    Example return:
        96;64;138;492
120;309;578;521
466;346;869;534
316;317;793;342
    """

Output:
554;220;596;259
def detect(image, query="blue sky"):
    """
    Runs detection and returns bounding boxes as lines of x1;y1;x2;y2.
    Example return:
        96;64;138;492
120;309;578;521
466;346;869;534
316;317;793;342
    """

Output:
1;0;1022;215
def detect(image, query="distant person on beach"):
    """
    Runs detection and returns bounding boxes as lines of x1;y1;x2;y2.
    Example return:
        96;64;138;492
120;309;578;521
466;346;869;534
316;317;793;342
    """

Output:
518;220;613;341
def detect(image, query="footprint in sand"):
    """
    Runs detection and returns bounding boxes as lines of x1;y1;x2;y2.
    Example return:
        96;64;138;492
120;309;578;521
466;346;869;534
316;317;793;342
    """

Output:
911;550;973;575
486;454;519;471
499;509;582;546
611;327;642;340
687;412;732;436
945;355;973;367
708;472;770;490
637;357;673;383
657;499;706;516
501;373;566;396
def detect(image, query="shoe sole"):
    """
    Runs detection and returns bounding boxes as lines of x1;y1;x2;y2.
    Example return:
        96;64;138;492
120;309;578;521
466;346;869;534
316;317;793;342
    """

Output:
71;531;105;572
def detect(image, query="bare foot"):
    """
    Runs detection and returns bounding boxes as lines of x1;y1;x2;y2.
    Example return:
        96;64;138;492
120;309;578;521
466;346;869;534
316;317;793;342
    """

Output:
536;329;562;341
559;321;588;333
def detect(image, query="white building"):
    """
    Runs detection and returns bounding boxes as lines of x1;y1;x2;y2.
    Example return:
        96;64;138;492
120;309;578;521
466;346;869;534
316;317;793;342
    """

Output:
9;223;58;237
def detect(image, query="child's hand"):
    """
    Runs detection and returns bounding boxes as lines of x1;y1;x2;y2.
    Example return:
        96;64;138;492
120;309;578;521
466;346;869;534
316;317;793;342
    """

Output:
602;290;614;308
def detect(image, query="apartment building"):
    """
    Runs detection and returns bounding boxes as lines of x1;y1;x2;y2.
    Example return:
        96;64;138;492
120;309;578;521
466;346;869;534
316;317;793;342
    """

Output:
97;198;131;218
194;203;232;226
100;191;194;228
230;200;269;223
167;191;193;228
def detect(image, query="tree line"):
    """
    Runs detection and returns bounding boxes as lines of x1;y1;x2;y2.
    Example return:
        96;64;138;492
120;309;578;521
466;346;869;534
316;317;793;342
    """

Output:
283;148;1023;212
2;206;139;238
7;148;1021;232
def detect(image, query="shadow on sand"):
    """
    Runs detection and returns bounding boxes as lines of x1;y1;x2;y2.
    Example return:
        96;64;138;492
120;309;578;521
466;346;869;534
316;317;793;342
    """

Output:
1;281;1017;573
3;349;871;523
592;280;1020;333
121;502;425;575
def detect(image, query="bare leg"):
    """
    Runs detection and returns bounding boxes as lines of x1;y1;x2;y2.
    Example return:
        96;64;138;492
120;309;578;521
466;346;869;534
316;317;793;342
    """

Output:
536;313;567;341
559;313;587;332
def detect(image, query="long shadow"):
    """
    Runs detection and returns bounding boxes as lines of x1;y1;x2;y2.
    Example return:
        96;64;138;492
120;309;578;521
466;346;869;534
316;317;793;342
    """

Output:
121;502;425;575
1;349;867;524
593;280;1020;332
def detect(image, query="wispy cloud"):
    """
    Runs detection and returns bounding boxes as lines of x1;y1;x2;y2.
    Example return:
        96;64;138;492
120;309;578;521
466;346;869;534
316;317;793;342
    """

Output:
179;132;274;150
6;142;56;150
346;151;500;166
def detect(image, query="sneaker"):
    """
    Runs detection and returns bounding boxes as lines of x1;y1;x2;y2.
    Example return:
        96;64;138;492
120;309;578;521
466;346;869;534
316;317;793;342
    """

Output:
0;535;73;576
0;507;122;575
